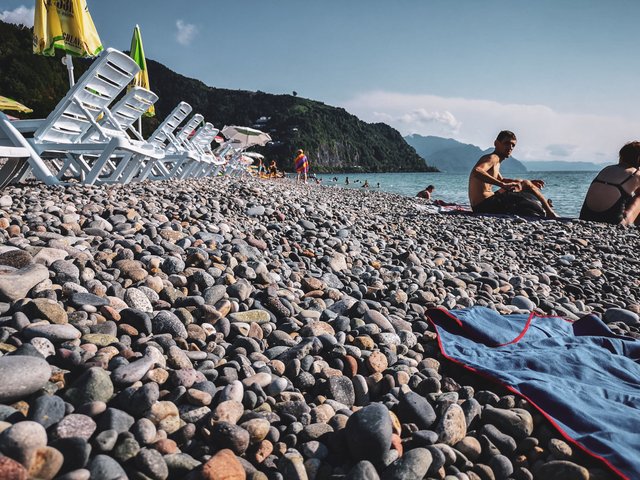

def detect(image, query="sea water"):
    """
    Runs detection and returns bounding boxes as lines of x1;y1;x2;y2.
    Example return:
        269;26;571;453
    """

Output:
317;171;596;218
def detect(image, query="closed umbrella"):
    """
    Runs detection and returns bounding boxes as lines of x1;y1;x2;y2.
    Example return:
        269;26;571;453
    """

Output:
129;24;155;117
0;96;33;113
129;24;154;135
221;126;271;149
33;0;103;87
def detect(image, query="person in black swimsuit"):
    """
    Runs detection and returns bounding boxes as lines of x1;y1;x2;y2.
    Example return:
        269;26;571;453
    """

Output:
580;141;640;226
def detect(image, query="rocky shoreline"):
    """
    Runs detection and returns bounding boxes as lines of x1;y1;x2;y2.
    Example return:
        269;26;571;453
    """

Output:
0;176;637;480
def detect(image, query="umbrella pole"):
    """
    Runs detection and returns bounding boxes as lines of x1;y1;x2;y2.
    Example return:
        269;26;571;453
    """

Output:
138;117;143;137
63;54;75;87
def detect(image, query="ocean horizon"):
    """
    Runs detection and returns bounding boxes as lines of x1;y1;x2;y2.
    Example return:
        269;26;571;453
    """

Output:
317;171;596;218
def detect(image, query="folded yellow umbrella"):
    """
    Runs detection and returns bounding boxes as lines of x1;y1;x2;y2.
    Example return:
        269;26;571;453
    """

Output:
0;96;33;113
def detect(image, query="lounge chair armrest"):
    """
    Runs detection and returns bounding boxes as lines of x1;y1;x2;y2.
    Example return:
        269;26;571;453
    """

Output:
11;119;45;133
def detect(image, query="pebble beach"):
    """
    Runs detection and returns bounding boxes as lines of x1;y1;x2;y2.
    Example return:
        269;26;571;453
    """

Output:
0;175;638;480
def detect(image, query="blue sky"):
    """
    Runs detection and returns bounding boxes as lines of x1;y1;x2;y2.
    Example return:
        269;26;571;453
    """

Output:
2;0;640;163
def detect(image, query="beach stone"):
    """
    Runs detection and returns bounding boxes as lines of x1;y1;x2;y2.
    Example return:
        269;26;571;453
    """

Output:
280;450;307;480
135;448;169;480
112;355;155;385
345;403;393;462
0;263;50;301
31;247;68;266
69;293;110;309
228;310;271;324
29;337;55;358
211;400;244;424
152;310;188;338
63;367;114;406
28;395;66;428
0;356;51;403
435;403;467;446
535;460;589;480
210;422;250;455
26;446;63;480
324;376;355;407
366;351;388;373
50;260;79;284
603;308;639;326
396;391;436;429
489;454;514;479
124;288;153;312
364;310;395;333
22;324;81;343
381;447;432;480
22;298;68;324
53;414;97;441
482;406;533;440
328;253;348;272
147;401;181;434
0;455;28;479
511;295;536;311
201;448;245;480
0;421;47;466
87;454;127;480
98;408;135;434
347;460;380;480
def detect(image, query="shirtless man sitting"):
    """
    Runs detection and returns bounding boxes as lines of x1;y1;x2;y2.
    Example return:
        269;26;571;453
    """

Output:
469;130;557;219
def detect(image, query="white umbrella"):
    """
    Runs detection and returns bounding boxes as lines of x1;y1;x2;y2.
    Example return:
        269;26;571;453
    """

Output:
242;152;264;160
221;125;271;149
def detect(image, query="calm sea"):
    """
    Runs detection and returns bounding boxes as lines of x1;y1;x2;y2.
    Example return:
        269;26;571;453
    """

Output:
317;171;596;218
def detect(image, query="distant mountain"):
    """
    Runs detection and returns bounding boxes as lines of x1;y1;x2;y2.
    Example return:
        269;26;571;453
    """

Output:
404;134;527;174
523;160;604;172
0;20;436;174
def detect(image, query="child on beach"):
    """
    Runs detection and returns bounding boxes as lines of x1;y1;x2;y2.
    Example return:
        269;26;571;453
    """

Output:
294;149;309;183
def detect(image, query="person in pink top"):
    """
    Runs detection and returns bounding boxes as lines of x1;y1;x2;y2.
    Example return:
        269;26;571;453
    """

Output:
294;149;309;183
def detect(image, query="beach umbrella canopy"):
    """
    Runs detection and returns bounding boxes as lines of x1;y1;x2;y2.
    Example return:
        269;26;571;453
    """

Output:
242;152;264;160
221;126;272;148
33;0;103;87
0;96;33;113
129;24;155;117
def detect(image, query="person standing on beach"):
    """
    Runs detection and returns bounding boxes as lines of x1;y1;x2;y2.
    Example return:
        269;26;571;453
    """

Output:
294;149;309;183
469;130;557;218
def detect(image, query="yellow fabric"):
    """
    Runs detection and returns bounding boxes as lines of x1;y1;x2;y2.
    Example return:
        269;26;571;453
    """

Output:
0;96;32;113
34;0;103;57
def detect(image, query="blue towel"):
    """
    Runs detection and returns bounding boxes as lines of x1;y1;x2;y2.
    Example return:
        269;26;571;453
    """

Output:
427;306;640;480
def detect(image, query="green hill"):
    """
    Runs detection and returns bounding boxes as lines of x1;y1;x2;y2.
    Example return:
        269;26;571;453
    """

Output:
0;20;436;174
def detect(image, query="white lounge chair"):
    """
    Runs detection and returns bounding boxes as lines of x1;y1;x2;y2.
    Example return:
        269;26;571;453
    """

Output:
0;48;164;185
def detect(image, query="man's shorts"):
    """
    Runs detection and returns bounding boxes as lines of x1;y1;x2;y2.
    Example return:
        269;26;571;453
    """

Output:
472;191;546;217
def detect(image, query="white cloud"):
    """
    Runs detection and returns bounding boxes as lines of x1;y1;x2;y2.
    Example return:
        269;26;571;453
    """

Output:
341;91;640;163
175;20;198;46
0;5;34;27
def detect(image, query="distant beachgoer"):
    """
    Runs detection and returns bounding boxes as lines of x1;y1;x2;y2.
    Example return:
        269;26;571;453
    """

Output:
362;180;370;188
345;177;349;185
257;158;267;177
580;141;640;225
294;149;309;183
269;160;278;178
417;184;435;199
376;182;380;188
469;130;557;218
